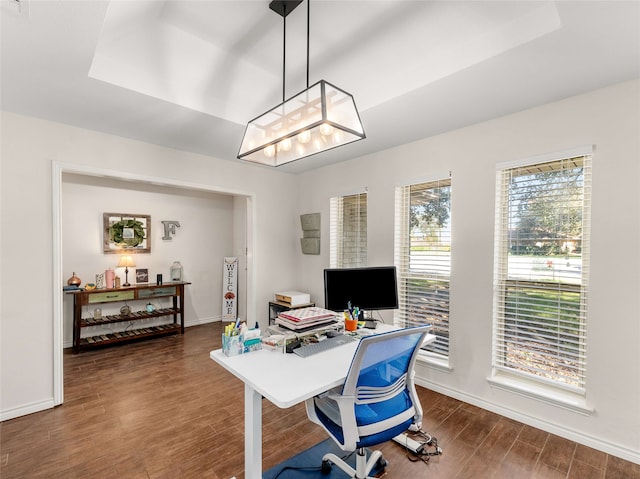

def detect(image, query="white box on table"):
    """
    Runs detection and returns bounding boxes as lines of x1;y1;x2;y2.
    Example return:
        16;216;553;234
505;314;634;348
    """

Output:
274;291;310;306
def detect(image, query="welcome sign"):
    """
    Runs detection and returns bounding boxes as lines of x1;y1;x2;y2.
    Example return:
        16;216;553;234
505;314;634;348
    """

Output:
222;257;238;321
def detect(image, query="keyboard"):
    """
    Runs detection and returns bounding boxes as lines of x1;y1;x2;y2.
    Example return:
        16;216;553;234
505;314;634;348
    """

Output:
293;334;357;358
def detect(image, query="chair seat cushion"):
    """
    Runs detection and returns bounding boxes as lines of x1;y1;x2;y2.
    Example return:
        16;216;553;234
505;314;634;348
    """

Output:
313;391;415;448
355;393;413;426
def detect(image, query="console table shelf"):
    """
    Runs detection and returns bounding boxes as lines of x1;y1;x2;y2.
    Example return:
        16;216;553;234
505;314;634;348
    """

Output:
80;308;178;327
79;323;181;348
67;282;190;353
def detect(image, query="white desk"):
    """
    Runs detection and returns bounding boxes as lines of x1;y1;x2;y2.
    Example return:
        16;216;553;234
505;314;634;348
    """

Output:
210;326;435;479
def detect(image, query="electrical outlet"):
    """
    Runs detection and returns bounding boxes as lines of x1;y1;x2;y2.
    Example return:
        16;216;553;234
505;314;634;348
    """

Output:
392;432;423;454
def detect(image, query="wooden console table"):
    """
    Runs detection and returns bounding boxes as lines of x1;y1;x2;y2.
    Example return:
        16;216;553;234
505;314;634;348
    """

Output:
67;282;190;353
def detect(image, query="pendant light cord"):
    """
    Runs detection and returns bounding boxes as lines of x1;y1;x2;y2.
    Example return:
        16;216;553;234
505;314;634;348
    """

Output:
282;3;287;102
306;0;310;89
281;1;310;99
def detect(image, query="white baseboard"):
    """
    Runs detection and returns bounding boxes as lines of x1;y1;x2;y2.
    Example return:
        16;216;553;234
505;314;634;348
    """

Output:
1;398;55;422
185;316;219;327
414;378;640;465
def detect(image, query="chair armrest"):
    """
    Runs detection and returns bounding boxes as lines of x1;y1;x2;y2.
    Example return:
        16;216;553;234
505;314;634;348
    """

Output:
333;394;360;449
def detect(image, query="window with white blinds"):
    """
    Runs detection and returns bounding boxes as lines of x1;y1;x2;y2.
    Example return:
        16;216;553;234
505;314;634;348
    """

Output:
493;154;591;391
394;179;451;358
330;193;367;268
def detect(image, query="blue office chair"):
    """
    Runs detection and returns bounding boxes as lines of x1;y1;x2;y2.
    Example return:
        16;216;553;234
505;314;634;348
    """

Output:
305;325;430;478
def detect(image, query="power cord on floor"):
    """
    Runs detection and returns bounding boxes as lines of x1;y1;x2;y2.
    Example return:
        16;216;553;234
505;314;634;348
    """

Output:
395;429;443;465
271;465;324;478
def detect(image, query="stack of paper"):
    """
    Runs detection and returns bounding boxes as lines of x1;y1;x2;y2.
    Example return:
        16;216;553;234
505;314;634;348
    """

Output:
276;307;337;331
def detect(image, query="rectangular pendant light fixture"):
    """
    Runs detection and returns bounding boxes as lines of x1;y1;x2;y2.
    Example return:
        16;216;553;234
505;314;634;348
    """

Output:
238;79;365;166
238;1;365;167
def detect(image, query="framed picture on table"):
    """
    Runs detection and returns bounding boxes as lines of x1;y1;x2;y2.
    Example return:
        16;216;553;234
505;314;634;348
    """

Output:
135;269;149;283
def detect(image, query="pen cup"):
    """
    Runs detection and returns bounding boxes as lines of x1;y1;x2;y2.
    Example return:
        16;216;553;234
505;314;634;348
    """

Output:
222;334;244;356
345;318;358;332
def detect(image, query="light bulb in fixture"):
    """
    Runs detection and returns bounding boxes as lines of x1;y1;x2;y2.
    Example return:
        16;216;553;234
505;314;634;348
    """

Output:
264;144;276;158
297;130;311;144
278;137;292;151
320;123;334;136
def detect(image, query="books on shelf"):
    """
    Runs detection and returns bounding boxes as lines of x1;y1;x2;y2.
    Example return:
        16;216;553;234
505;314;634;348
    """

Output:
275;306;337;331
278;306;335;322
276;317;337;331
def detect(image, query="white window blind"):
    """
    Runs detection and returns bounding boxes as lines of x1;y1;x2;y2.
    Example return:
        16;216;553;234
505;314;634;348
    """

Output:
330;193;367;268
394;179;451;357
493;155;591;390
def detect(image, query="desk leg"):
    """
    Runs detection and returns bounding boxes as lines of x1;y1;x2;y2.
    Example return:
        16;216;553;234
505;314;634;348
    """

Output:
245;384;262;479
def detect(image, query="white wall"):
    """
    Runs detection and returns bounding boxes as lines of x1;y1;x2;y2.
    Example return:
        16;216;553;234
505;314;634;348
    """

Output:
61;174;235;346
0;112;301;420
1;79;638;462
294;79;640;462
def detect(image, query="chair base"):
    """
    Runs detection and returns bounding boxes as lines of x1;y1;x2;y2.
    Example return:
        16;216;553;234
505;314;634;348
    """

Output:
322;447;386;479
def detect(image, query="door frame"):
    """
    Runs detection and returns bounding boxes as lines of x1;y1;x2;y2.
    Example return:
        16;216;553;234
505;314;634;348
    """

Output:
51;161;256;405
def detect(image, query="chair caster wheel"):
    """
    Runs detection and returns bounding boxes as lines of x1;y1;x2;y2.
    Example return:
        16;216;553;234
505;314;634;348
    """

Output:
321;459;332;475
376;456;388;469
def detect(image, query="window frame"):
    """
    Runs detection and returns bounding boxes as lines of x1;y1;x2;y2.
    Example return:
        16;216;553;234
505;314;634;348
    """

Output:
329;192;367;268
491;147;592;406
394;177;452;368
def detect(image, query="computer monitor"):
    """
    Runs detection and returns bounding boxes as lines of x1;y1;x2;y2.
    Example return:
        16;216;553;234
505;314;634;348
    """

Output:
323;266;399;314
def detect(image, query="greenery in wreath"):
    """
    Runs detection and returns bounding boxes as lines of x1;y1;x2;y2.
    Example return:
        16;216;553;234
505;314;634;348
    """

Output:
109;219;146;247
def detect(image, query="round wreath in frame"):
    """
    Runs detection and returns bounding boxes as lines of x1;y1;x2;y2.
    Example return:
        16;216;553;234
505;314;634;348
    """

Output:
109;219;146;248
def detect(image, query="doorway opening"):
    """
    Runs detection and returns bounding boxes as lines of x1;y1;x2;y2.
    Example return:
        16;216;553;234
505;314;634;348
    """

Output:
52;161;256;406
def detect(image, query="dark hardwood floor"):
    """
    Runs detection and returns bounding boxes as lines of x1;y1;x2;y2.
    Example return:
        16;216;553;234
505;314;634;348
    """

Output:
1;323;638;479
